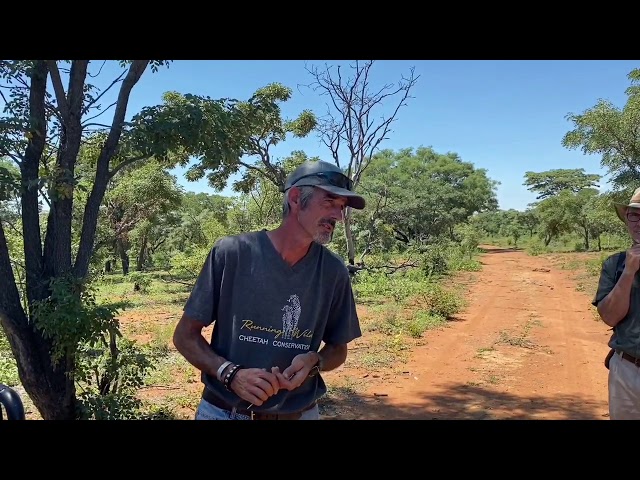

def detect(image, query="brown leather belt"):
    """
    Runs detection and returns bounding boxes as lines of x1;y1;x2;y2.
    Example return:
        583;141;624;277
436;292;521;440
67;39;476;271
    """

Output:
201;388;316;420
617;350;640;367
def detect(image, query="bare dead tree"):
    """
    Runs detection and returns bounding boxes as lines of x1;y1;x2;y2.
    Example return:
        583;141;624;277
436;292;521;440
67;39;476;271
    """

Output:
357;182;389;264
303;60;419;265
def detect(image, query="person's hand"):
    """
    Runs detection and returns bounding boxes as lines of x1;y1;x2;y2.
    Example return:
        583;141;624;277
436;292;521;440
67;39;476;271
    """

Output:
625;244;640;274
271;352;319;391
229;368;280;406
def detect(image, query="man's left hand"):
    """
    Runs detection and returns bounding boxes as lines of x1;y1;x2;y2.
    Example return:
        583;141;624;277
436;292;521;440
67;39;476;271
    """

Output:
272;352;319;390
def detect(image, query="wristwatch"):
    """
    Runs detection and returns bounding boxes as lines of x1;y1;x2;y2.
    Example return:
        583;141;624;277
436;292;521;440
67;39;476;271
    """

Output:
308;353;323;377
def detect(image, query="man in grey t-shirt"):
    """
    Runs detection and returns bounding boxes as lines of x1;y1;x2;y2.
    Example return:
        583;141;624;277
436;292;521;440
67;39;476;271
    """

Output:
173;160;365;420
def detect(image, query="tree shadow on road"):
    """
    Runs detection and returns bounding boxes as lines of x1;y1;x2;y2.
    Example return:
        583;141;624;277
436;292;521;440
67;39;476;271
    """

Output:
479;247;523;254
320;382;607;420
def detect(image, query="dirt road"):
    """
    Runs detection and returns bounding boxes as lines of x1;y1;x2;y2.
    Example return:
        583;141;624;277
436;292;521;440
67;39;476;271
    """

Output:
326;245;612;420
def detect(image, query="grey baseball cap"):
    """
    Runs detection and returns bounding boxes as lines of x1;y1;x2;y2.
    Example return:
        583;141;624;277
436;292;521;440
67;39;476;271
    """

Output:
282;160;366;210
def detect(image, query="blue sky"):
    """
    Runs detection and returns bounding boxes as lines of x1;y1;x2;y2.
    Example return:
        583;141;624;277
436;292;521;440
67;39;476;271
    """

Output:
40;60;640;210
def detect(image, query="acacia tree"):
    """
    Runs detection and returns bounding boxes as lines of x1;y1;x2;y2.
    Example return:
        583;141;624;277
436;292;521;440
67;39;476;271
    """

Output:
103;161;182;275
497;210;527;248
304;60;419;265
584;192;627;250
523;168;601;200
196;83;317;195
562;68;640;190
0;60;285;419
356;147;498;249
533;191;579;246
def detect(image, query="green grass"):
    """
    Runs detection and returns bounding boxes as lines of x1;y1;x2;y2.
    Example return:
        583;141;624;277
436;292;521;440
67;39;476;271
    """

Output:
406;311;448;338
475;347;495;358
1;247;479;418
94;271;193;313
348;247;471;372
482;233;628;256
319;378;368;416
497;331;537;349
0;330;19;386
357;349;398;369
542;250;610;297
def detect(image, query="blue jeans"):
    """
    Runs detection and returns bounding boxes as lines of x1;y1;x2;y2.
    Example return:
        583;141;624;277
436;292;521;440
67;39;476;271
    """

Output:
194;398;320;420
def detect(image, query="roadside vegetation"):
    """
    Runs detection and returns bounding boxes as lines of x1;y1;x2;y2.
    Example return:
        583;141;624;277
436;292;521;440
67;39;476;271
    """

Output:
1;60;639;419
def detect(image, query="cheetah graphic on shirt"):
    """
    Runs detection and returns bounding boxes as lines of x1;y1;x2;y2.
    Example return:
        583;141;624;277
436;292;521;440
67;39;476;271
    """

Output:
281;294;301;340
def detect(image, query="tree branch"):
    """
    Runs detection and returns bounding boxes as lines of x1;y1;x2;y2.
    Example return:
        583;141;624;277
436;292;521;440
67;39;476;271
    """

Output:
5;152;22;166
74;60;150;279
42;60;89;279
46;61;70;123
108;154;151;179
20;60;48;308
393;228;410;244
83;70;126;115
87;60;107;78
306;61;419;187
82;101;118;127
67;60;90;118
0;218;28;329
83;121;116;130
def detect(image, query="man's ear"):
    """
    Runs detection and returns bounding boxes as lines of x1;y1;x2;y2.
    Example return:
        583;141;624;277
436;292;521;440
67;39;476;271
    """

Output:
288;186;301;210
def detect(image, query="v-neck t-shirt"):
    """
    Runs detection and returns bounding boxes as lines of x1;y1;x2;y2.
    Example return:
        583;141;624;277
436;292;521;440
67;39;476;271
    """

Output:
183;229;362;413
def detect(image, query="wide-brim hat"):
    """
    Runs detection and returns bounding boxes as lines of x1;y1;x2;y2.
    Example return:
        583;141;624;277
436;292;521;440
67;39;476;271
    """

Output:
282;160;366;210
614;186;640;222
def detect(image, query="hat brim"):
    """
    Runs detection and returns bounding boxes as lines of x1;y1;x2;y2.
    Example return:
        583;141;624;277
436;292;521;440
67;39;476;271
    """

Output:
293;182;366;209
614;202;640;222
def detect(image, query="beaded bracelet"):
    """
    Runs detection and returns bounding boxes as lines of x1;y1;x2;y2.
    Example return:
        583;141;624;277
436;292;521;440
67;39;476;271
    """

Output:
223;364;243;392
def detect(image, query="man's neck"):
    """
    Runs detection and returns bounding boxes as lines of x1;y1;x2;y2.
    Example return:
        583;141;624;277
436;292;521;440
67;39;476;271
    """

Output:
266;224;313;267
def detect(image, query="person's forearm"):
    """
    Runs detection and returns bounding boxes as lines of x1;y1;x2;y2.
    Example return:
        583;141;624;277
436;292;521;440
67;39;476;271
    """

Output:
598;271;636;327
314;343;348;371
173;320;227;379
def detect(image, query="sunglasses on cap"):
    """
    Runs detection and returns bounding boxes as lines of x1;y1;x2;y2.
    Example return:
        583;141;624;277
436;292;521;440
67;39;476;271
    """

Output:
288;172;353;192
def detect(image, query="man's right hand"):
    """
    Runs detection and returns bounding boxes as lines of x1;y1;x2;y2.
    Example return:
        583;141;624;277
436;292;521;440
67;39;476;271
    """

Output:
229;368;280;406
625;244;640;274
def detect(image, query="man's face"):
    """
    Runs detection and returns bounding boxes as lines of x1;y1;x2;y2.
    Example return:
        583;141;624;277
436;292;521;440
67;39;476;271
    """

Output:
626;207;640;244
296;187;347;245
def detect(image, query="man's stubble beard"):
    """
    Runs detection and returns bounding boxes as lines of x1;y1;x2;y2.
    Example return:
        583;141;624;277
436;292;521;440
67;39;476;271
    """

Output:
313;230;333;245
298;209;334;245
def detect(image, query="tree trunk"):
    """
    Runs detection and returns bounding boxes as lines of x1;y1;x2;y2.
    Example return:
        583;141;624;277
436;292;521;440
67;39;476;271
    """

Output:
583;226;589;251
73;60;150;280
0;222;76;419
1;60;79;420
597;234;602;251
0;60;150;420
136;233;148;271
118;238;130;275
343;209;355;265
